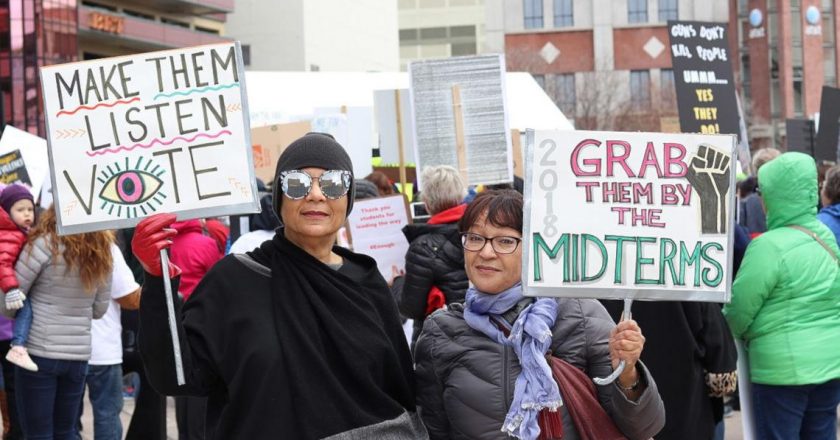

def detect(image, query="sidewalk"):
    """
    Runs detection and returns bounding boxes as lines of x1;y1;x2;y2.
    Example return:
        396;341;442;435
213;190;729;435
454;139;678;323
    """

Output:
79;392;180;440
723;407;840;439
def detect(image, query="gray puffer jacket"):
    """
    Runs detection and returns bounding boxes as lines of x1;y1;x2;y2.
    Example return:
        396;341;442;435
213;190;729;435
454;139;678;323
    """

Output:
415;298;665;440
1;236;111;361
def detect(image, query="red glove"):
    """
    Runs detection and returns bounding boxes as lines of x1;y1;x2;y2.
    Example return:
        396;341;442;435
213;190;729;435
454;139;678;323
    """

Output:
132;213;181;278
425;286;446;316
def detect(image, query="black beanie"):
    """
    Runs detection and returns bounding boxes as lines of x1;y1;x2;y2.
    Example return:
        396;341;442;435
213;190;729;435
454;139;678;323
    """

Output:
272;133;355;222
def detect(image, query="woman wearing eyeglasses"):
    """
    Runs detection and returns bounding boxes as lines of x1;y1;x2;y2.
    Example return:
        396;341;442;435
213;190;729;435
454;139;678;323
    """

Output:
132;133;427;439
414;189;664;440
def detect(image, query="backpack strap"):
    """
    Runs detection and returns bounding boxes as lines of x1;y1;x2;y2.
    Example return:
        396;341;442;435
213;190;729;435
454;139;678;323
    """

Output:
787;225;840;266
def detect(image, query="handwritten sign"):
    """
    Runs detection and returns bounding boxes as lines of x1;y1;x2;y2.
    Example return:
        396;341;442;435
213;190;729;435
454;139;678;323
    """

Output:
0;126;49;197
523;130;736;303
0;150;31;187
668;21;739;138
251;121;311;183
41;42;259;235
347;195;410;284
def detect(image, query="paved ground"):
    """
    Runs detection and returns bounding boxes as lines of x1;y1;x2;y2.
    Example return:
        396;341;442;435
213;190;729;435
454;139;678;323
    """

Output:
78;390;840;439
79;392;180;440
723;407;840;439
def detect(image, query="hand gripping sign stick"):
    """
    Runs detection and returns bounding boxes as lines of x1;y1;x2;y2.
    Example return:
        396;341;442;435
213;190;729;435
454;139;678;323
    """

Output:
160;249;186;386
593;297;633;386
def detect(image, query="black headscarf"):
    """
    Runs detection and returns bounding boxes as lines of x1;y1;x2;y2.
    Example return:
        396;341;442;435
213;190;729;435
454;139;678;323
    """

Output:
259;232;416;438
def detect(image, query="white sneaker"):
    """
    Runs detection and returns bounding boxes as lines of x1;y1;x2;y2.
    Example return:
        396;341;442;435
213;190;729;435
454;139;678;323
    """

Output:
6;346;38;372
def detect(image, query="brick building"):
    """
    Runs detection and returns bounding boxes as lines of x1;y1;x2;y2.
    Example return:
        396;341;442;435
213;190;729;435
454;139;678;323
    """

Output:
490;0;840;150
0;0;232;136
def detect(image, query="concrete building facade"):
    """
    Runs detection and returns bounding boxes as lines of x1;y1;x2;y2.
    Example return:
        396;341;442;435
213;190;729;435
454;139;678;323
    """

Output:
398;0;485;70
226;0;399;72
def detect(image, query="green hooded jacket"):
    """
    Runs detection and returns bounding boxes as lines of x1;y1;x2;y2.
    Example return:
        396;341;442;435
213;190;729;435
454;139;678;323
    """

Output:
724;152;840;385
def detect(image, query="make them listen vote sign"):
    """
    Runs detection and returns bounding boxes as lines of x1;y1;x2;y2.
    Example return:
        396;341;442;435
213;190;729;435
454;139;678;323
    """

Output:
41;42;259;235
523;130;736;303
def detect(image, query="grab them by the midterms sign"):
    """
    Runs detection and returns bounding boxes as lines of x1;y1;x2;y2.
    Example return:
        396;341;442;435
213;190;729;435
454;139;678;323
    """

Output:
523;130;736;303
41;42;259;235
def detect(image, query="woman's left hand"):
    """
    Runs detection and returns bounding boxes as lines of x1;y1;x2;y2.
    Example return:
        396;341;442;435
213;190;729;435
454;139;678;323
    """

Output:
609;319;645;387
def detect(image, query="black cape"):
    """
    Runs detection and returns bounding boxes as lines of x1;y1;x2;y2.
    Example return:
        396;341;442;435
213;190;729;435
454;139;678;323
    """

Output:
139;231;417;439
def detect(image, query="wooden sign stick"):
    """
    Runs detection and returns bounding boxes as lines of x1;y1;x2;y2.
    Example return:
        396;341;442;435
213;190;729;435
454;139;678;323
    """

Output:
394;90;408;194
452;85;468;185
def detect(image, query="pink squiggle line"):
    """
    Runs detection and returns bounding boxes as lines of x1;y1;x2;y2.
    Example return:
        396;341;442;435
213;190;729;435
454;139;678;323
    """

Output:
85;130;233;157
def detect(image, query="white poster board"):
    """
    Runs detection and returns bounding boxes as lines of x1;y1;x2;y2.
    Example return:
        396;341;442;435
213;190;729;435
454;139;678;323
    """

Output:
347;195;410;284
40;42;259;235
0;126;49;198
409;54;513;187
312;106;374;178
373;89;416;165
523;130;736;303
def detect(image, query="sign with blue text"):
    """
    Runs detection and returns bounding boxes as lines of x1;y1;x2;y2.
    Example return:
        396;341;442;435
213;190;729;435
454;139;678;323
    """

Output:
41;42;259;235
523;130;736;303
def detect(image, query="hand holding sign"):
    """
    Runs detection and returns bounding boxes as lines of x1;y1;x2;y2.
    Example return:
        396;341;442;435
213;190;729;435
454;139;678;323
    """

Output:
686;144;731;234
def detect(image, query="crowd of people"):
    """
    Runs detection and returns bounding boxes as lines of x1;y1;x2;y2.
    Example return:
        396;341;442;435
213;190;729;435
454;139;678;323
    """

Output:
0;132;836;440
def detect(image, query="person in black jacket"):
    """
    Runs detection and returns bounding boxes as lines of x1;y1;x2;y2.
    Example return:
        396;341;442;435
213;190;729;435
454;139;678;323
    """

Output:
391;165;468;348
133;133;427;439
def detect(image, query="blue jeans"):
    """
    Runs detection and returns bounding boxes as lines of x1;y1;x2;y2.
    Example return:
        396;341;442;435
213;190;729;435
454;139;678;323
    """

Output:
11;298;32;346
753;379;840;440
15;355;88;440
81;364;124;440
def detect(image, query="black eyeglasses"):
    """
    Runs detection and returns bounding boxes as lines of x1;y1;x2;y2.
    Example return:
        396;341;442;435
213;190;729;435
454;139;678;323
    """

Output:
279;169;352;200
460;232;522;254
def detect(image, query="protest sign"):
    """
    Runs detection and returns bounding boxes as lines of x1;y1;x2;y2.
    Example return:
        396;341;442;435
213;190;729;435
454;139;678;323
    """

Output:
816;86;840;163
251;121;311;183
523;130;736;303
312;106;374;178
373;89;416;165
409;54;513;187
346;195;410;284
786;118;817;156
668;21;740;138
0;150;31;187
40;42;259;235
0;126;49;197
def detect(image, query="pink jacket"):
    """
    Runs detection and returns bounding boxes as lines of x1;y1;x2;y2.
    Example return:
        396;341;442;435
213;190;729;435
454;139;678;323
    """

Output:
170;220;222;300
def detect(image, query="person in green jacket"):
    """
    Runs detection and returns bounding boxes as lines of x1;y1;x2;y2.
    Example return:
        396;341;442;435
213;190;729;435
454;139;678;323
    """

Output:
724;152;840;440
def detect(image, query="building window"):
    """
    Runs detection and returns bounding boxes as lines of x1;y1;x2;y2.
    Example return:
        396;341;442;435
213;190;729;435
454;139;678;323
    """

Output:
554;0;573;27
241;44;251;66
451;42;476;56
630;70;651;110
628;0;648;23
658;0;678;21
524;0;544;29
161;18;189;28
195;26;220;35
660;69;676;108
533;74;546;90
123;9;154;20
553;73;576;114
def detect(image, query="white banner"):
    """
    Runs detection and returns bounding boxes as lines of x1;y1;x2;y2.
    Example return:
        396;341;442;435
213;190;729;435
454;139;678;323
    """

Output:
40;42;259;234
523;130;736;302
0;126;49;198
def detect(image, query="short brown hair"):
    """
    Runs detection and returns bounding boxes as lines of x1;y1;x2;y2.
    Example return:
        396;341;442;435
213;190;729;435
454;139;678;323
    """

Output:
823;165;840;205
459;189;523;234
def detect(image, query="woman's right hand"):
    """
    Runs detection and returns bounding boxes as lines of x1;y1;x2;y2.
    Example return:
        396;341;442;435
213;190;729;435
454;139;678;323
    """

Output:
132;213;181;277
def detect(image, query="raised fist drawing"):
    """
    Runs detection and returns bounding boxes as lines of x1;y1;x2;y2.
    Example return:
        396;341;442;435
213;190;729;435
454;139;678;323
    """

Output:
685;144;731;234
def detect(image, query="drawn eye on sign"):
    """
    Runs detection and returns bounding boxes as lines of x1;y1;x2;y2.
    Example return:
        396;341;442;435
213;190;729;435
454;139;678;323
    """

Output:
97;157;166;218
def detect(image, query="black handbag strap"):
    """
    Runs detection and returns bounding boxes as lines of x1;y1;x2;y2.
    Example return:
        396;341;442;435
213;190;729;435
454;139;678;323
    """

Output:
788;225;840;266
